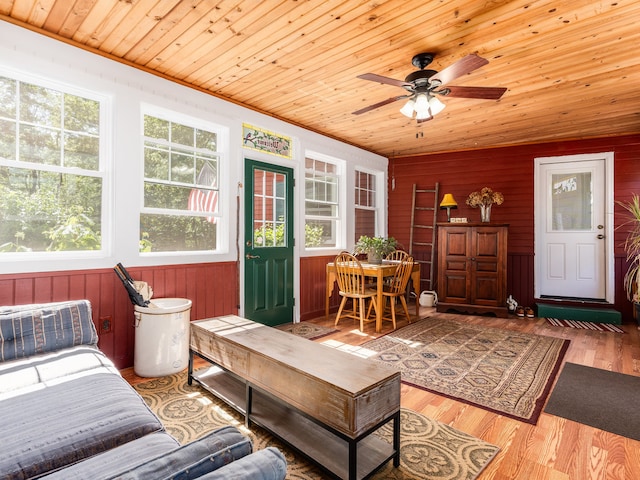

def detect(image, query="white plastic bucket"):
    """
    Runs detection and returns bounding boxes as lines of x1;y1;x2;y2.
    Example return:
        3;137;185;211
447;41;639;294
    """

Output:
133;298;192;377
419;290;438;307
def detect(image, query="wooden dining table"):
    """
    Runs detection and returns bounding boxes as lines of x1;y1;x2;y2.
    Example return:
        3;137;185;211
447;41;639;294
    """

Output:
326;260;421;332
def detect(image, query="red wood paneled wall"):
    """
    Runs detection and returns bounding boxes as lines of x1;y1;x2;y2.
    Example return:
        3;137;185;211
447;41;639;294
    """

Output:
299;255;340;321
388;134;640;320
0;262;238;369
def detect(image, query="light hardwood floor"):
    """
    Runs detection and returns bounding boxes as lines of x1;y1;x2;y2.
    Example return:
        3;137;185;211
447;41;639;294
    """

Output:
124;308;640;480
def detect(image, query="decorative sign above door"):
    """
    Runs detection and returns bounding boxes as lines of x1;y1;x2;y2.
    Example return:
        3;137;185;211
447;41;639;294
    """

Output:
242;123;292;159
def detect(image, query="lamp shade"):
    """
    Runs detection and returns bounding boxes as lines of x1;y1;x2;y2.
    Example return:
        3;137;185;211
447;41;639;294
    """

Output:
414;94;430;115
429;96;446;115
440;193;458;208
399;99;415;118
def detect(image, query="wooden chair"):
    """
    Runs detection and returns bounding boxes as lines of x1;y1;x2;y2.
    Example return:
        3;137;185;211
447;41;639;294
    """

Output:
370;256;414;330
383;250;409;283
385;249;409;262
333;252;379;331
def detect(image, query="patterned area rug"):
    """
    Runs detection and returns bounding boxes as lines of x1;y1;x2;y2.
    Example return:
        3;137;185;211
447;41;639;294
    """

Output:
274;321;337;339
135;372;499;480
354;316;569;424
545;317;625;333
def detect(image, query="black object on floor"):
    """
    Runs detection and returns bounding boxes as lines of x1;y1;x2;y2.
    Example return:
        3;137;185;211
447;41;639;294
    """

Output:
544;362;640;441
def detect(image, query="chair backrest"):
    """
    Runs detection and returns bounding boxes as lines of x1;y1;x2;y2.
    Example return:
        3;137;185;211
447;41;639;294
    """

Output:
334;252;367;295
385;249;409;262
387;256;414;294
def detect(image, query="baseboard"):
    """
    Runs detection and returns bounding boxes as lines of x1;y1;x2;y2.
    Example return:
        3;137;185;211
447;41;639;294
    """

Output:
536;303;621;325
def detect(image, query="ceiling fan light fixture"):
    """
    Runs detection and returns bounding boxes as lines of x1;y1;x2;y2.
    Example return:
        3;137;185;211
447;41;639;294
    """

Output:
399;99;415;118
428;95;446;115
416;110;431;121
414;94;430;115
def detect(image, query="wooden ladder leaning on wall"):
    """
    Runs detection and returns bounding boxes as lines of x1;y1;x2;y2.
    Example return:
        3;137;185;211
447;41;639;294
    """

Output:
409;182;439;294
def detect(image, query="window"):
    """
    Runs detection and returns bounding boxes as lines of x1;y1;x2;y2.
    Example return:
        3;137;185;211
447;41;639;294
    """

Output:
0;75;105;254
355;170;377;241
141;111;222;253
253;169;287;248
305;156;339;248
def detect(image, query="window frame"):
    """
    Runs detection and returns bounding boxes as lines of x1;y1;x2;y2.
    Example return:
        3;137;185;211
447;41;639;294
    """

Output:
354;168;379;241
0;67;112;262
303;152;343;251
139;105;227;256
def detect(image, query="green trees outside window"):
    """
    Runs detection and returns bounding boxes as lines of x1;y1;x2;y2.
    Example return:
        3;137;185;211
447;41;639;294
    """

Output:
0;76;103;252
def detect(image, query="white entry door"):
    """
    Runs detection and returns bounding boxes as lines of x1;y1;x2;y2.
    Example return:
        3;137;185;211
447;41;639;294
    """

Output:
534;153;613;301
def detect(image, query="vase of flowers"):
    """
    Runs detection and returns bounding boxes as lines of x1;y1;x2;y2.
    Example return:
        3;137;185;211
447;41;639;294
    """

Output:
466;187;504;223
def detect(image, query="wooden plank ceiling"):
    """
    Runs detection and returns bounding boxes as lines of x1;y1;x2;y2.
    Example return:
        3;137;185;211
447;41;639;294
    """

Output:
1;0;638;158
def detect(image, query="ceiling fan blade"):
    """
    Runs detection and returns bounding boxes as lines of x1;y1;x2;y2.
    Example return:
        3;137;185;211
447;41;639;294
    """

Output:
357;73;411;88
352;96;408;115
440;85;507;100
432;54;489;86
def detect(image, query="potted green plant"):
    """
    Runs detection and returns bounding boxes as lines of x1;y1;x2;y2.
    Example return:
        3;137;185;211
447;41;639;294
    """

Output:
618;194;640;325
355;235;398;264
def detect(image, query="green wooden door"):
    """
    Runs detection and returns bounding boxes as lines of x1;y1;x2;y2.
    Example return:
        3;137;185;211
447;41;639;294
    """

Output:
244;159;294;326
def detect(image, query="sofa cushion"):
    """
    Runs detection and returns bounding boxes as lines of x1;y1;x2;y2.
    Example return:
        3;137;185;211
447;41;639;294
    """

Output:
0;300;97;361
38;432;181;480
108;425;253;480
196;447;287;480
0;372;165;480
0;345;118;397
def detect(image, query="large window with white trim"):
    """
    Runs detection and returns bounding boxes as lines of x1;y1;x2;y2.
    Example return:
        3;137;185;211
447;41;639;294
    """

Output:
141;111;223;253
0;74;105;254
305;156;339;248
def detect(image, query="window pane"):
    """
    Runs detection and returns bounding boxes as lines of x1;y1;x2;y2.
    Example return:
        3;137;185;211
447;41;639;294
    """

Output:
305;201;337;217
144;116;169;140
355;208;376;241
552;172;592;230
253;169;286;248
64;94;99;135
144;144;170;180
196;129;217;150
64;132;99;170
305;219;336;247
0;166;102;252
170;149;195;183
19;125;60;165
140;213;216;252
144;183;192;209
0;119;16;160
0;77;17;118
20;83;62;127
172;123;194;147
355;170;375;207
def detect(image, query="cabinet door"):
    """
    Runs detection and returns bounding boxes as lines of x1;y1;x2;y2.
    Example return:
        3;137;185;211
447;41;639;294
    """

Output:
438;227;472;303
470;226;506;306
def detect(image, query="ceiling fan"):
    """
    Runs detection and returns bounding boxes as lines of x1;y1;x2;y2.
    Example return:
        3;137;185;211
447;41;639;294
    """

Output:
352;53;507;122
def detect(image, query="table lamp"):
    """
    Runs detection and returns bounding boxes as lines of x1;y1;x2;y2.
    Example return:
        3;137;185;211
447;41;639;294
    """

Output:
440;193;458;222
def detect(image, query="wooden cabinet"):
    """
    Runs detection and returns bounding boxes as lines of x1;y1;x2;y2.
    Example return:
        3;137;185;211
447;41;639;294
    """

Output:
436;223;508;317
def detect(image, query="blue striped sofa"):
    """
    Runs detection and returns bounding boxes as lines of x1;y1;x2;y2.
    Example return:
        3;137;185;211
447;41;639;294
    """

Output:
0;300;286;480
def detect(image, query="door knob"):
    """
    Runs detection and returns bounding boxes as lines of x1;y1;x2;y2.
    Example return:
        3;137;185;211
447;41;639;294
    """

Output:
597;234;605;239
246;254;261;259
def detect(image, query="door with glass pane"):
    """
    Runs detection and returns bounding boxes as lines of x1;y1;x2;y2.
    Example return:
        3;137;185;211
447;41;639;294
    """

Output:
244;159;294;325
535;157;607;299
